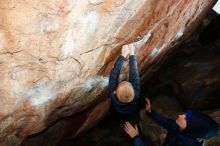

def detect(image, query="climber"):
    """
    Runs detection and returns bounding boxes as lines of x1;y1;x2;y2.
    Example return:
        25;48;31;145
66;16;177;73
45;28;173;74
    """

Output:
144;97;219;146
108;43;140;123
124;122;145;146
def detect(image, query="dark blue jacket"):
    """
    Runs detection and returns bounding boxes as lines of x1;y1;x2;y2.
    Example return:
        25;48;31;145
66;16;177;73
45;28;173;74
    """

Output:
149;110;204;146
132;135;145;146
108;55;140;114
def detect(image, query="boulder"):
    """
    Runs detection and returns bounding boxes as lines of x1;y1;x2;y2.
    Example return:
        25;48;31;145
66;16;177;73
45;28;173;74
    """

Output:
153;32;220;110
0;0;217;145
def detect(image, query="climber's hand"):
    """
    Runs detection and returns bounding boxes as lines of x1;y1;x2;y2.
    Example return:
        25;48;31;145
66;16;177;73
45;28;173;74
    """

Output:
128;44;135;55
122;45;130;58
124;122;139;138
145;97;151;113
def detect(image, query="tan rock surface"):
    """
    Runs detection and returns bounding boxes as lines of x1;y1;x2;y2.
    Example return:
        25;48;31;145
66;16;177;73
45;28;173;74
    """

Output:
0;0;217;145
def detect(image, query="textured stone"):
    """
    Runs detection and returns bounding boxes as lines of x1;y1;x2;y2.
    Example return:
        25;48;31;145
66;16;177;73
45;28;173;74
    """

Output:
153;31;220;110
0;0;217;145
21;98;110;146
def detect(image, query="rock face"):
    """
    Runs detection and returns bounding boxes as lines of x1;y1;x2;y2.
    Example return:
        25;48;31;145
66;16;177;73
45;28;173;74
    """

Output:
139;11;220;145
148;14;220;110
0;0;217;145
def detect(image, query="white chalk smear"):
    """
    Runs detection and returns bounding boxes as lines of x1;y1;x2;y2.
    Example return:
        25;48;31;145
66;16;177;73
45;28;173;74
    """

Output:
38;16;60;33
38;17;50;33
23;81;57;106
24;75;108;105
77;11;99;46
89;0;104;5
132;32;152;48
61;29;74;59
175;27;185;39
151;47;161;56
80;75;109;91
